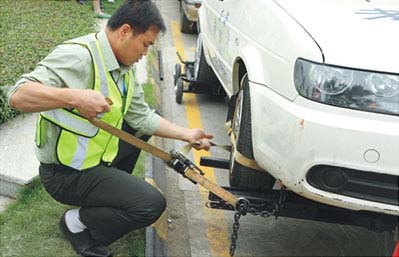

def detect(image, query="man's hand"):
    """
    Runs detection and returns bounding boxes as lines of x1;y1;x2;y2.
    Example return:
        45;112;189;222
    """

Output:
184;128;214;151
9;83;110;120
73;89;110;120
154;117;214;151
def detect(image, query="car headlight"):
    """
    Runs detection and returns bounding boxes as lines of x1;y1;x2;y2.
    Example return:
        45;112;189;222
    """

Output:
294;58;399;116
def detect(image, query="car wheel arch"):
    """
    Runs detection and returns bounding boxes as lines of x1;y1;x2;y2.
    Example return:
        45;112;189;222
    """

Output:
232;57;247;95
226;57;247;122
236;46;271;91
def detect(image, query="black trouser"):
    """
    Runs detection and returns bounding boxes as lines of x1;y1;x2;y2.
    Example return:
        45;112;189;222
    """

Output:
39;122;166;246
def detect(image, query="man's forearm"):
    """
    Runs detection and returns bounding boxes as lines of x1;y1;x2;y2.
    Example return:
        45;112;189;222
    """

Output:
154;117;190;142
9;82;110;120
9;82;77;112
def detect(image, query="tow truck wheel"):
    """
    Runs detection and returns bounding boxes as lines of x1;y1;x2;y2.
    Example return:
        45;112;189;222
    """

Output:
175;77;183;104
229;74;275;191
173;64;181;86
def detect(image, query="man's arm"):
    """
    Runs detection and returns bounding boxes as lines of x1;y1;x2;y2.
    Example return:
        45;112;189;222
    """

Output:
8;44;111;120
154;117;213;150
10;82;110;120
124;80;213;150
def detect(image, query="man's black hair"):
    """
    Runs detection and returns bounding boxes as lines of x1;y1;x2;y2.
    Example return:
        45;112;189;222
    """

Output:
107;0;166;34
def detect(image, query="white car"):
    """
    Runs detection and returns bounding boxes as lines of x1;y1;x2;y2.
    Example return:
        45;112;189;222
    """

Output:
196;0;399;217
178;0;202;33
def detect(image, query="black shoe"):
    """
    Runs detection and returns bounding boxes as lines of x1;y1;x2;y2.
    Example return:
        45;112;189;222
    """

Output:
59;211;112;257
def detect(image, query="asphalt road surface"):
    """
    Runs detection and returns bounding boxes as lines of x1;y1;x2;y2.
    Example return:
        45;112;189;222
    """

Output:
152;1;396;256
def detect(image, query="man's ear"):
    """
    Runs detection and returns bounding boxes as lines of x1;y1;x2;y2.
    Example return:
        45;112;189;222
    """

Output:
119;24;132;40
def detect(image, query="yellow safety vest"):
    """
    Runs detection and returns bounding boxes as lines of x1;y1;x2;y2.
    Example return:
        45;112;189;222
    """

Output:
36;34;134;170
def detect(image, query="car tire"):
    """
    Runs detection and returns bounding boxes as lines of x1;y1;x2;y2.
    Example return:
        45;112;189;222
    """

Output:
194;37;214;82
229;74;275;191
175;77;183;104
180;1;196;34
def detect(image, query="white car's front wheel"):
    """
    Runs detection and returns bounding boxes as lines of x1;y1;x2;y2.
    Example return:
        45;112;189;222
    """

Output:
229;74;275;191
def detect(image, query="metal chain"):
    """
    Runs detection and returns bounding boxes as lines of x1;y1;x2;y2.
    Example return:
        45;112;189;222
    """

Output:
229;198;249;257
248;204;277;218
230;208;242;256
228;189;287;256
230;203;278;256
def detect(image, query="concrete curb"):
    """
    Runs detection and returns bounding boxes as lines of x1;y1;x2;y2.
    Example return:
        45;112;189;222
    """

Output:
145;40;170;256
0;113;39;198
145;154;168;257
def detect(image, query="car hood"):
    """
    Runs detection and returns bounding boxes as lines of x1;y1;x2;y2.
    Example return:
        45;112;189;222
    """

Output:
274;0;399;73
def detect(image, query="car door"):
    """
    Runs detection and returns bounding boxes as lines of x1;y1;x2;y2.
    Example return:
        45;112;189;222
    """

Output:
200;0;248;95
215;0;247;93
198;0;229;94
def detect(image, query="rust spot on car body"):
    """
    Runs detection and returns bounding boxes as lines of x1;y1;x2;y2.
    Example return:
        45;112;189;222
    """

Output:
299;118;305;128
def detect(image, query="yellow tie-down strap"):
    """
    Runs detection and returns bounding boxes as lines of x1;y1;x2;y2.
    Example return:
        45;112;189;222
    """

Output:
226;121;264;172
179;121;263;172
233;148;263;172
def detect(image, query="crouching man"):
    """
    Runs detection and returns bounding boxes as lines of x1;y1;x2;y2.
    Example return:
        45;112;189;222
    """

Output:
8;1;212;256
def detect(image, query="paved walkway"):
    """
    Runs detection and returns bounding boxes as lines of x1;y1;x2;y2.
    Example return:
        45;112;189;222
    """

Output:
0;113;37;199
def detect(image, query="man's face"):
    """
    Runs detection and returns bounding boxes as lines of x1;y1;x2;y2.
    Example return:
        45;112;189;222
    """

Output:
117;25;159;66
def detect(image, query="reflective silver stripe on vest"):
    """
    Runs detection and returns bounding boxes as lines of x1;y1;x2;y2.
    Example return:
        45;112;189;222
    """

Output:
70;136;90;170
42;110;98;137
69;42;109;169
89;41;108;97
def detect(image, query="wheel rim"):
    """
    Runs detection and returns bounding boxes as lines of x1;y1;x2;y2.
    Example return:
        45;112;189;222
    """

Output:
193;36;202;79
229;89;244;173
233;90;243;140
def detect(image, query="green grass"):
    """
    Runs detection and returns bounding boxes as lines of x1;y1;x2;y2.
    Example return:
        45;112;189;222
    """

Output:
0;0;95;124
0;86;18;124
0;0;125;124
0;0;95;87
140;47;158;109
0;153;148;257
101;0;125;15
